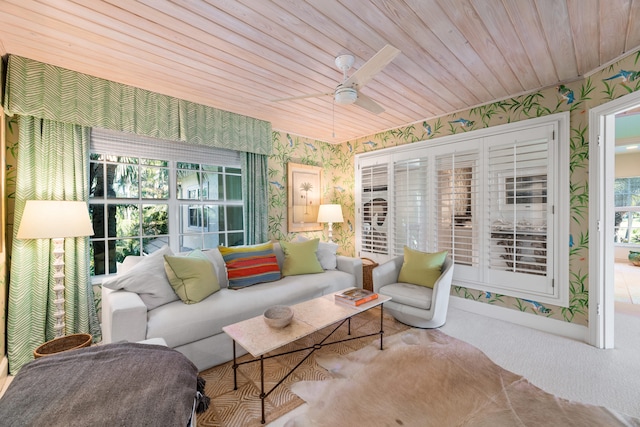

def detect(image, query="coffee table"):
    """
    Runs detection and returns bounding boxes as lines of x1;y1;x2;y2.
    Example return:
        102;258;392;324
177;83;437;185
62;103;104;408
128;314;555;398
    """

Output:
222;290;391;424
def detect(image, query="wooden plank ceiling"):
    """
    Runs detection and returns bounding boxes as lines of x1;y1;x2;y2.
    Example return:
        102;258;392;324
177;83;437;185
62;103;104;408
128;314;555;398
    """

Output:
1;0;640;143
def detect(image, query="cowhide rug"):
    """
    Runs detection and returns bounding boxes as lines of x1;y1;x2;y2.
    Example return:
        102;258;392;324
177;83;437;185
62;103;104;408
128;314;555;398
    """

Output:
287;329;640;427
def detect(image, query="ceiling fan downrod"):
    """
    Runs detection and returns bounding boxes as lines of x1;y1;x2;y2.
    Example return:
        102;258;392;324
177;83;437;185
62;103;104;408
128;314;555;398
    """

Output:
334;54;357;105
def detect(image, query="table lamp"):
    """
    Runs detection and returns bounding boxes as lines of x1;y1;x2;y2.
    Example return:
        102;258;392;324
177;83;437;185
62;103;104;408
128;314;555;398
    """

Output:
17;200;95;338
317;204;344;242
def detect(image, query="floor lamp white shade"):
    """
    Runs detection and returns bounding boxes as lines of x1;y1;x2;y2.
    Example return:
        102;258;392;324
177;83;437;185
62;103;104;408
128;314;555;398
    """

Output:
16;200;95;338
317;204;344;242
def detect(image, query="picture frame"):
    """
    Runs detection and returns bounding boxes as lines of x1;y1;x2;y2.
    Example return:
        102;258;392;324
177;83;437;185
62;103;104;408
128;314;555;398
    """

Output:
287;162;323;232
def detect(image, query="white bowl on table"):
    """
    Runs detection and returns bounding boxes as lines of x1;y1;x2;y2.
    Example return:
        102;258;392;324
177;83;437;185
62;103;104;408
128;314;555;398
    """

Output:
263;305;293;329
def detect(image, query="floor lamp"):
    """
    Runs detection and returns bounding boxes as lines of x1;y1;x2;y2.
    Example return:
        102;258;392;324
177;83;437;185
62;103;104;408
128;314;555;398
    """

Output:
17;200;95;338
317;204;344;242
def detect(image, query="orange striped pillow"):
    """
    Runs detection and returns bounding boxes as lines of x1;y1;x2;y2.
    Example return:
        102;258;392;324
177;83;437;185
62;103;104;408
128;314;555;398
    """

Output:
219;243;282;289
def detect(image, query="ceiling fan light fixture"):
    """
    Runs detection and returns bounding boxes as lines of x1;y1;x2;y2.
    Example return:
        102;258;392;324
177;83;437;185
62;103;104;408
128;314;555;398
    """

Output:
335;86;357;105
274;45;400;115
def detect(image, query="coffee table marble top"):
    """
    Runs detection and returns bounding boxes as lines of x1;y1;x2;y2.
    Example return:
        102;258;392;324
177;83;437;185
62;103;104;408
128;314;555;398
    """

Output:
222;290;390;357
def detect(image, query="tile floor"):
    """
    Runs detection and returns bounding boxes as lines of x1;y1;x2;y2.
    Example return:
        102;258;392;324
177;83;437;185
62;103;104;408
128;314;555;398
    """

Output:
615;261;640;305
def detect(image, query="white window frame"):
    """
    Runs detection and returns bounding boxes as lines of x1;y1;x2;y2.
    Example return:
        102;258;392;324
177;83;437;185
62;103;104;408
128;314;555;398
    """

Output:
89;128;243;278
355;113;570;306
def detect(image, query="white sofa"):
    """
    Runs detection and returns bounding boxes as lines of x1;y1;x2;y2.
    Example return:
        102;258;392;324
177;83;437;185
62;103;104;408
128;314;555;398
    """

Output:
102;243;363;371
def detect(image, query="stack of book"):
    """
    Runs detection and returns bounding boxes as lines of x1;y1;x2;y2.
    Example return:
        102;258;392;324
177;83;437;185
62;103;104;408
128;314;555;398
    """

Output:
334;288;378;307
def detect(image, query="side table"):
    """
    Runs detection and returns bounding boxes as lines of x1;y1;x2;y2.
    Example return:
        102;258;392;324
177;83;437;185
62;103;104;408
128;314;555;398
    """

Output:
361;257;379;292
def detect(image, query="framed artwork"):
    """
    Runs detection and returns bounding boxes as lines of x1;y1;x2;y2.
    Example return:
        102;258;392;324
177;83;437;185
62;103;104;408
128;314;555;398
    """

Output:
287;162;323;232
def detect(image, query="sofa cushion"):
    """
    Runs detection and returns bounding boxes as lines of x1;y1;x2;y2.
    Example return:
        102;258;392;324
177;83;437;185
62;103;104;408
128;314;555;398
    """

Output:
102;245;179;310
272;242;285;269
296;236;339;270
146;269;356;348
398;247;448;288
163;250;220;304
280;238;324;276
317;241;339;270
219;242;282;289
379;282;433;310
201;248;229;289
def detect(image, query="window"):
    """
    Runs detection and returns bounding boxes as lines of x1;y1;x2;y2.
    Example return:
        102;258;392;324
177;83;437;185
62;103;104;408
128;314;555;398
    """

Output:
89;154;169;275
435;151;479;269
360;162;389;254
89;128;243;276
505;175;547;204
176;162;244;252
356;113;569;306
394;156;428;255
614;176;640;245
486;130;552;295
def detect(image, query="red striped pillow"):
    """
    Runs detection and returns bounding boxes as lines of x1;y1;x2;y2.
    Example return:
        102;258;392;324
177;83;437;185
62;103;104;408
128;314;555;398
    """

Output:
219;243;282;289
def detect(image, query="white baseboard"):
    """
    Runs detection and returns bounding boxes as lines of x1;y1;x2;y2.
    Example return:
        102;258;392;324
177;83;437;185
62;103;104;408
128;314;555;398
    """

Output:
449;296;589;343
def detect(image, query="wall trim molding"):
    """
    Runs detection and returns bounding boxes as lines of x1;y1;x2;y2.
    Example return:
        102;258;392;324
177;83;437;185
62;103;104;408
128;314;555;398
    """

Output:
449;296;589;343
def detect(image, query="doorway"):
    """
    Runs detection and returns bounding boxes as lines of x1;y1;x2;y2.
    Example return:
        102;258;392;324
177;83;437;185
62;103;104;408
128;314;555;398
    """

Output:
612;109;640;311
589;90;640;349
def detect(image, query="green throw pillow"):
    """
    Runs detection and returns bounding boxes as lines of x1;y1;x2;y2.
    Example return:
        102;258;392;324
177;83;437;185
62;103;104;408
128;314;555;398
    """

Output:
163;250;220;304
398;247;448;288
280;238;324;276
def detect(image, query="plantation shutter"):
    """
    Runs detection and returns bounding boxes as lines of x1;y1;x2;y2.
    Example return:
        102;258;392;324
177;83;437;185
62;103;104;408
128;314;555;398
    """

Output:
486;126;553;294
356;114;567;304
435;150;480;264
360;163;389;256
393;157;429;255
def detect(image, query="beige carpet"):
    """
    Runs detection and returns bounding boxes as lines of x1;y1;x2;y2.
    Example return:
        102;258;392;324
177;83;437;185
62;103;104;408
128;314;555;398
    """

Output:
287;328;640;426
196;307;410;426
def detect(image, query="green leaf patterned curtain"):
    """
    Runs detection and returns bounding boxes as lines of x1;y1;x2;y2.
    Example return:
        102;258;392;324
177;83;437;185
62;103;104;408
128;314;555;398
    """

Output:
7;116;100;374
242;152;269;244
2;55;273;373
3;55;272;155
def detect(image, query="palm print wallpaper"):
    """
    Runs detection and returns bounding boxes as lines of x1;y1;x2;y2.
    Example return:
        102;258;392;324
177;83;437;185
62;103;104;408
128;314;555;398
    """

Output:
3;50;640;332
266;50;640;326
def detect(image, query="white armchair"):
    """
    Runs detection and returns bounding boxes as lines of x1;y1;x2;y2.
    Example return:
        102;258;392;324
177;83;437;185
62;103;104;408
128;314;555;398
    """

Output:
372;256;454;328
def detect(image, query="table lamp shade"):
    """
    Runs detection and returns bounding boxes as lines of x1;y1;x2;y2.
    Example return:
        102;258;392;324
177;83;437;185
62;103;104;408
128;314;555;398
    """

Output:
317;204;343;242
317;204;344;224
17;200;94;239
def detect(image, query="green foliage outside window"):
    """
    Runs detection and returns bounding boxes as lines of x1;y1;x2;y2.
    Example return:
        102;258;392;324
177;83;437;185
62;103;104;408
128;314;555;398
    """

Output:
89;153;242;275
614;177;640;245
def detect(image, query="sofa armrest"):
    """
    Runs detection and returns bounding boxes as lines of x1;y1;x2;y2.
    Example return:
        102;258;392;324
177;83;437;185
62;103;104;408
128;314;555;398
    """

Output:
372;256;404;293
101;287;147;344
336;256;363;288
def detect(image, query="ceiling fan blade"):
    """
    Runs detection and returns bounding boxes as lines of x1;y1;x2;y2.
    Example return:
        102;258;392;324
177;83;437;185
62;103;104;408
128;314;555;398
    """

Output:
354;93;385;114
343;44;401;89
272;92;333;102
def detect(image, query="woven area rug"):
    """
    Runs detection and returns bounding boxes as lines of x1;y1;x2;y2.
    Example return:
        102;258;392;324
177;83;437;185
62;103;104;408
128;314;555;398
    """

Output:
196;307;410;426
287;328;640;427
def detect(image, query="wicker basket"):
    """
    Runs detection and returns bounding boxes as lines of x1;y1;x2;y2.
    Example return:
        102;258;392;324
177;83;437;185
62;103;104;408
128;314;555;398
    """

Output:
361;258;379;292
34;333;92;358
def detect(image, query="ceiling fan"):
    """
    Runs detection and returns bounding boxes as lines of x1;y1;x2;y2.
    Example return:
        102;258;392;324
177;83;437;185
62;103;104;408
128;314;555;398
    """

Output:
273;44;401;115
